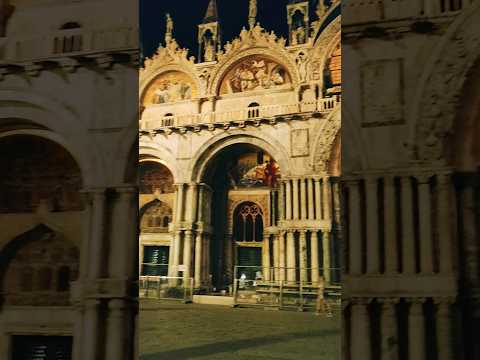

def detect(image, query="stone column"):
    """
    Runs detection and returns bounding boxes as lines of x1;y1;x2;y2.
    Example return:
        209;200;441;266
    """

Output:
175;183;185;222
263;233;271;281
204;233;211;285
79;190;93;280
172;230;182;278
322;230;331;284
401;176;415;274
435;297;454;360
139;244;144;276
72;304;84;360
194;231;203;288
437;174;453;274
323;176;331;220
417;175;433;273
183;230;193;282
273;232;280;281
279;181;285;220
408;298;426;360
286;230;296;282
89;188;106;279
285;180;292;220
347;180;362;275
365;176;379;274
299;230;308;284
379;298;399;360
384;176;397;274
188;183;199;223
315;177;322;220
279;231;286;281
351;298;371;359
311;230;320;285
82;299;101;360
300;178;307;220
105;299;127;360
293;178;300;220
307;177;315;220
197;184;205;223
167;235;175;278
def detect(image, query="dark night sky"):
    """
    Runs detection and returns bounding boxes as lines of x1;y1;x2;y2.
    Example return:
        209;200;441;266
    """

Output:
140;0;321;60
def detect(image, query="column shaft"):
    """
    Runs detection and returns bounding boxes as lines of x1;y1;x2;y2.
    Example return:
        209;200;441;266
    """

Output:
172;231;182;277
323;176;331;220
315;178;322;220
279;232;286;281
90;190;106;279
311;230;320;285
176;183;185;222
307;178;315;220
299;231;308;283
274;233;280;280
194;232;203;288
384;176;397;274
263;234;271;281
351;300;371;359
366;177;380;273
401;177;415;274
438;174;453;274
293;178;300;220
322;230;331;283
418;177;433;273
286;180;292;220
183;230;193;282
286;231;296;282
408;299;426;360
300;178;307;220
380;299;399;360
82;300;100;360
348;181;362;275
105;299;127;360
188;183;199;223
436;299;454;360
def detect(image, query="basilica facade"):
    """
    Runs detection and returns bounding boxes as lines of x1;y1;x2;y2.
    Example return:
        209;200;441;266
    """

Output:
139;0;341;291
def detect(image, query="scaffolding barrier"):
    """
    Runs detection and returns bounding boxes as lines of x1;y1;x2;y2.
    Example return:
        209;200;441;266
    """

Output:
139;275;194;303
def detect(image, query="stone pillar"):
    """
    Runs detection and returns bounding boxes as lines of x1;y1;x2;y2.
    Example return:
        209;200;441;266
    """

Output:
204;233;211;285
175;183;185;222
183;230;193;282
351;298;371;359
435;297;454;360
263;233;271;281
82;299;101;360
315;177;322;220
194;231;203;288
167;236;175;278
273;232;280;281
384;176;397;274
437;174;453;274
172;230;182;277
279;231;286;281
300;178;307;220
379;298;399;360
299;230;308;284
79;190;92;280
401;176;415;274
197;184;205;223
139;244;144;276
105;299;127;360
72;304;84;360
323;176;331;220
322;230;331;284
417;175;433;273
311;230;320;285
279;181;285;220
307;177;315;220
89;189;106;279
365;176;379;274
286;230;296;282
408;298;426;360
188;183;199;223
347;180;362;275
285;180;292;220
293;178;300;220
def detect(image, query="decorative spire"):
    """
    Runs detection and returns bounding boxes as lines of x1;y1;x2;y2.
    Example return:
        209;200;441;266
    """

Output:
165;13;173;44
203;0;218;24
248;0;257;29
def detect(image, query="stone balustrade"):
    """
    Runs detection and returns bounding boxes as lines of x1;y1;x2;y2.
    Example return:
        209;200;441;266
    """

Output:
140;96;341;130
342;0;474;25
1;27;137;62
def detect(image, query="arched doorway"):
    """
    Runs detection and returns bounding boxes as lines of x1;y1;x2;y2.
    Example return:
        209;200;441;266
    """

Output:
200;143;281;289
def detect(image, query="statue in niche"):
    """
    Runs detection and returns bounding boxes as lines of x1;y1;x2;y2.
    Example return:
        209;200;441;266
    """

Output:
296;52;308;82
204;39;215;62
292;26;306;45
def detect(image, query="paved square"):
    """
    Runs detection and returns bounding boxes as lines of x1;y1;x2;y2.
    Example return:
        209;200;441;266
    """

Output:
140;300;340;360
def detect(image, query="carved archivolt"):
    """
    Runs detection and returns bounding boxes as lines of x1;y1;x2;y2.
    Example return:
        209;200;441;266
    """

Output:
412;2;480;161
312;107;340;172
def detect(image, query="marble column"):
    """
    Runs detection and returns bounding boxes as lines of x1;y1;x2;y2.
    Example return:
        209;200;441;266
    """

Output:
307;178;315;220
82;299;101;360
274;232;280;281
417;175;433;273
286;230;296;282
105;299;127;360
204;234;211;285
322;230;331;284
279;231;286;281
263;233;271;281
172;230;182;278
285;180;292;220
279;182;285;220
293;178;300;220
89;188;106;279
194;231;203;288
315;177;322;220
408;298;426;360
365;176;379;274
437;174;453;274
299;230;308;284
401;176;415;274
311;230;320;285
379;298;399;360
183;230;193;282
197;184;205;223
347;180;362;275
384;176;397;274
175;183;185;222
188;183;199;223
351;298;371;359
300;178;307;220
79;190;93;280
462;184;480;288
435;297;454;360
323;176;331;220
72;304;84;360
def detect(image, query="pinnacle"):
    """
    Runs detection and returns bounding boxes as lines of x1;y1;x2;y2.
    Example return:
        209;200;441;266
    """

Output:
203;0;218;24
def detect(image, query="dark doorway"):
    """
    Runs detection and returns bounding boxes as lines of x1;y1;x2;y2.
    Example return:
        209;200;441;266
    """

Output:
142;246;169;276
12;335;73;360
236;247;262;280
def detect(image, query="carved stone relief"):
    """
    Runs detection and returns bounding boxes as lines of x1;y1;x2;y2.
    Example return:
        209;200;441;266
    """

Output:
291;128;310;157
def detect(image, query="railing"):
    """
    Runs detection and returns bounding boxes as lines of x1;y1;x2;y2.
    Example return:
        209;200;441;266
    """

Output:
1;27;137;62
343;0;474;25
139;275;194;303
140;96;341;130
